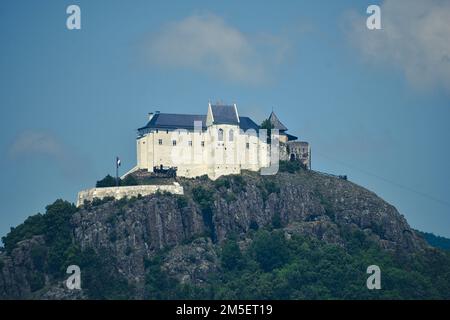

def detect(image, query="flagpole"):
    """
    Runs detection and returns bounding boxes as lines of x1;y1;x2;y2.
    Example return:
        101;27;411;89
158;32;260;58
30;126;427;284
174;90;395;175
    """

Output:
116;156;119;187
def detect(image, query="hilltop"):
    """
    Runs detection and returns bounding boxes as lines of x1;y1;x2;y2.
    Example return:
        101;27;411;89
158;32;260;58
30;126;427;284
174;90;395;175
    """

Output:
1;165;449;299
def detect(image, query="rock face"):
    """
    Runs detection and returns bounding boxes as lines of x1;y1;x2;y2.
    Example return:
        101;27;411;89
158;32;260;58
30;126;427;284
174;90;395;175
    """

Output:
0;169;427;299
0;236;47;298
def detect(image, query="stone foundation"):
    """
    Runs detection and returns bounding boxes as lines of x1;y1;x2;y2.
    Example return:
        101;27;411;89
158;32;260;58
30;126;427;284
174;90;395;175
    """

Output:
76;183;184;207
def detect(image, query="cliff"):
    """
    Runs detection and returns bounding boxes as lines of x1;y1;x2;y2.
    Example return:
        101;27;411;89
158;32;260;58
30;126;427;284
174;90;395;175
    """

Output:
1;167;447;299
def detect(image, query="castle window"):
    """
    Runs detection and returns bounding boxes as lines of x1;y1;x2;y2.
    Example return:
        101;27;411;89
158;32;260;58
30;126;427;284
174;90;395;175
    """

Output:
158;139;162;145
229;130;234;142
188;141;193;147
201;141;205;147
156;129;159;133
246;142;250;149
218;128;224;141
172;140;177;146
166;130;169;134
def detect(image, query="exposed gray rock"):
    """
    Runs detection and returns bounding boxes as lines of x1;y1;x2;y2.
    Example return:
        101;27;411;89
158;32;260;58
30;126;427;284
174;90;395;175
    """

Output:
0;169;428;298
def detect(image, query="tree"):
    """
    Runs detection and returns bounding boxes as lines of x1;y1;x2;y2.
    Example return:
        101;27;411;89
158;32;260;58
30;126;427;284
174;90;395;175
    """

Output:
121;174;138;186
96;175;118;188
221;239;244;270
251;231;289;272
260;119;274;144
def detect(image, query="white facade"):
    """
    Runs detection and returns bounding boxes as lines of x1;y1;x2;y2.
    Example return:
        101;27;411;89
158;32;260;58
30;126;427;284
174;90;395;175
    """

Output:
135;103;271;180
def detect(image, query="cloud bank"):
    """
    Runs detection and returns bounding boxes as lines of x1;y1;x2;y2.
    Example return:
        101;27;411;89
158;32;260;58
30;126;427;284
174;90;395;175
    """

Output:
144;13;289;85
346;0;450;93
8;130;86;179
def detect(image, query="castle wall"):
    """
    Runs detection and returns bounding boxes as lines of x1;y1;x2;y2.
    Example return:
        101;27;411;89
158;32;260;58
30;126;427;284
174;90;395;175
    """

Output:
286;141;311;169
76;183;184;207
136;125;271;180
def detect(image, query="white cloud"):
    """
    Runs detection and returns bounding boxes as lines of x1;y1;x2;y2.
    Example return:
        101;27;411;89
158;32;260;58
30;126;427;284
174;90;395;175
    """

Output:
9;131;66;159
144;13;289;85
8;130;87;179
346;0;450;93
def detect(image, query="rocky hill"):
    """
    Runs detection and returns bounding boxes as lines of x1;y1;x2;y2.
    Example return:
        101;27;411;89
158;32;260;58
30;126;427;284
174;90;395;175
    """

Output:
1;165;449;299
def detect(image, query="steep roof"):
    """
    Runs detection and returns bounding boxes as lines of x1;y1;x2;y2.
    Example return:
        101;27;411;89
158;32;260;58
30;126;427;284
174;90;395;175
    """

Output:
138;113;260;132
286;133;298;141
138;113;207;131
210;105;239;125
268;111;288;131
239;116;260;132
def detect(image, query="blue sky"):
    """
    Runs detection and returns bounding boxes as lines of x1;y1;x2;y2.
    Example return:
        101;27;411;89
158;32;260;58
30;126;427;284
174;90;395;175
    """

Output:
1;0;449;240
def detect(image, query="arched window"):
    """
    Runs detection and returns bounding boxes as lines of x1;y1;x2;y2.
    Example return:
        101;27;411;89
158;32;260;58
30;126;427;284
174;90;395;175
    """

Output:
229;130;234;142
218;128;224;141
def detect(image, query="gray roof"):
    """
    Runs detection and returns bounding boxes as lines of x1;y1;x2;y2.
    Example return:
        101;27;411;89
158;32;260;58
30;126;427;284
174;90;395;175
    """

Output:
268;111;288;131
139;113;260;132
211;105;239;125
239;117;259;132
138;113;207;131
286;133;298;141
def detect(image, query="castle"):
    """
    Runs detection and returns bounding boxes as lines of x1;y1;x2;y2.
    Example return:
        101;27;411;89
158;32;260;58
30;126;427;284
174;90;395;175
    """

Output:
77;102;311;206
129;102;310;180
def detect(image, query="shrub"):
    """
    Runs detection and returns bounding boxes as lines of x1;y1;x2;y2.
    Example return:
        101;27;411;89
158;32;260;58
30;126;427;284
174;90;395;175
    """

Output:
221;239;244;271
109;230;117;242
96;175;119;188
121;174;138;186
77;248;132;299
2;199;77;278
192;186;216;241
279;160;305;173
214;178;230;190
271;212;282;229
231;175;246;193
28;272;45;292
251;230;289;272
30;244;47;272
224;192;237;202
144;255;181;299
125;246;133;256
2;214;46;254
249;220;259;231
176;195;188;209
192;186;215;212
91;196;115;207
263;179;280;195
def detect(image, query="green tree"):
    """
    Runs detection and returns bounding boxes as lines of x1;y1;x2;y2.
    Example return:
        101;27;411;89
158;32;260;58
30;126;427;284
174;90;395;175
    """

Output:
121;175;138;186
221;239;244;271
260;119;274;143
192;186;216;241
96;175;118;188
251;230;289;272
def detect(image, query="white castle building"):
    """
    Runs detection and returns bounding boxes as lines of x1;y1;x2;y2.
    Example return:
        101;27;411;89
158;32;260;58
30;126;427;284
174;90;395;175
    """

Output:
130;103;310;180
